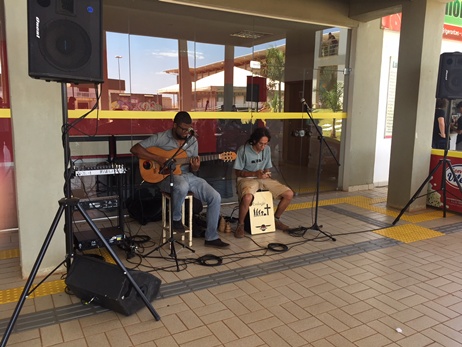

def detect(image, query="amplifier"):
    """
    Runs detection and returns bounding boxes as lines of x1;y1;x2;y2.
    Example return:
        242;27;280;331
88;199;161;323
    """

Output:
79;195;119;210
74;164;127;177
74;226;125;251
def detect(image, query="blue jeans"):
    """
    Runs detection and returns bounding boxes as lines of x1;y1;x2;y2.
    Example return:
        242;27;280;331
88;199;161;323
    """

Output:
159;173;221;241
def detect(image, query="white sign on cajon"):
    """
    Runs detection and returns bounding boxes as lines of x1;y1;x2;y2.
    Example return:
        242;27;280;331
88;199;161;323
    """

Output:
249;191;275;234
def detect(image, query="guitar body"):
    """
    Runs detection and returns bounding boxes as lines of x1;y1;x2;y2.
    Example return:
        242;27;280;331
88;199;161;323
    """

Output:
139;148;188;183
139;147;236;183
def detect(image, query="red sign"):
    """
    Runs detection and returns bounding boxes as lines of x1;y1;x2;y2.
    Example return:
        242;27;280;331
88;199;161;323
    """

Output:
427;154;462;212
382;13;462;42
381;14;402;31
443;24;462;41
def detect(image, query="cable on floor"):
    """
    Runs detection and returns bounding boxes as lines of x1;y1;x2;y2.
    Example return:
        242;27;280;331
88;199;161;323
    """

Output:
196;254;223;266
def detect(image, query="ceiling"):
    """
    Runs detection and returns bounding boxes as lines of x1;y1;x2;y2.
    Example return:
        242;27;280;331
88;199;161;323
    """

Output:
103;0;355;48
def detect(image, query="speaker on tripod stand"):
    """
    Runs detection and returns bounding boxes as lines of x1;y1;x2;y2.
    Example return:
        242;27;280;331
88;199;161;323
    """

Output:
436;52;462;99
27;0;103;84
393;52;462;224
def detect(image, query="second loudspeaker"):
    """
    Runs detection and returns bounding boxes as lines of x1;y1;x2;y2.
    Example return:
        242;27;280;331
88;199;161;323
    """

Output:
436;52;462;99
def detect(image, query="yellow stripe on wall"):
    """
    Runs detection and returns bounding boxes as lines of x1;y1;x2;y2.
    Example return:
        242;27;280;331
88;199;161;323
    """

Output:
67;110;348;120
1;108;348;120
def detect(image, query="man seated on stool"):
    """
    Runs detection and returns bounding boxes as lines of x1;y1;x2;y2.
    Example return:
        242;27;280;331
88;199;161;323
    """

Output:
233;127;294;238
130;111;229;248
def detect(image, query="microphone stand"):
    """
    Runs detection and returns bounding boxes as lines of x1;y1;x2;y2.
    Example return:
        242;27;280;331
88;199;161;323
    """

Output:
301;103;339;241
143;133;196;271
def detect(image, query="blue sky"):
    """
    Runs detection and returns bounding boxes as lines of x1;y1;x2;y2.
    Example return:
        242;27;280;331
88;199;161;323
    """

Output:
106;32;285;94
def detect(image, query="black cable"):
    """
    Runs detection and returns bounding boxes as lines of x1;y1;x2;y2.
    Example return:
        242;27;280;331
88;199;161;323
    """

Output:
267;243;288;252
196;254;223;266
130;234;151;244
65;84;102;137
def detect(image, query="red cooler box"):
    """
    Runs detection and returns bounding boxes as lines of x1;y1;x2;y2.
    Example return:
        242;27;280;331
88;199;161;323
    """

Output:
427;151;462;212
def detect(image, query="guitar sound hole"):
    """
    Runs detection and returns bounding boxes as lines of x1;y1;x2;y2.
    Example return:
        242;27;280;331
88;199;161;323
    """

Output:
142;161;152;170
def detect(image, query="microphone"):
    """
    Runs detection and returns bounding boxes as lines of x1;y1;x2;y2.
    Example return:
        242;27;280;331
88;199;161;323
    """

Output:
188;128;198;137
301;98;312;112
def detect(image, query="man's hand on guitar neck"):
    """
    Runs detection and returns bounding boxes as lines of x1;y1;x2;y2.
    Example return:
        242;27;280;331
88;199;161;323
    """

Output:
190;156;200;172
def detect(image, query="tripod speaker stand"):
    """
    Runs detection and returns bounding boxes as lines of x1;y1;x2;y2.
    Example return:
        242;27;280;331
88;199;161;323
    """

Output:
0;84;160;347
392;99;462;225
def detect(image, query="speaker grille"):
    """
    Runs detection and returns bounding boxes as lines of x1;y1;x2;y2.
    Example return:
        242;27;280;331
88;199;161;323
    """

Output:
40;19;92;71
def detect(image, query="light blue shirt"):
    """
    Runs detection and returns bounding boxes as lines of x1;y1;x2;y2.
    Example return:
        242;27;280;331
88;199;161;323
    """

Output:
234;143;272;173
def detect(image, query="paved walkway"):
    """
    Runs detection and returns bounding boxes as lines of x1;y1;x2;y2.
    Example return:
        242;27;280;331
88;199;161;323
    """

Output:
2;187;462;346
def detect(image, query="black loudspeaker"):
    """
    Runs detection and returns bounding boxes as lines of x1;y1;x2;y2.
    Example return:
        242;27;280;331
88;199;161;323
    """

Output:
27;0;103;84
436;52;462;99
246;76;267;102
65;255;162;316
246;84;260;102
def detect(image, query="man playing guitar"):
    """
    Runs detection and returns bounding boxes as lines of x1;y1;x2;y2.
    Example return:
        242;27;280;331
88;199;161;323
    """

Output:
130;111;230;248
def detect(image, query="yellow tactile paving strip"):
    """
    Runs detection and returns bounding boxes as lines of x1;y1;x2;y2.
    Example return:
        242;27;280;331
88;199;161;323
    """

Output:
288;196;453;224
0;280;67;305
0;195;453;305
0;248;19;259
374;224;444;243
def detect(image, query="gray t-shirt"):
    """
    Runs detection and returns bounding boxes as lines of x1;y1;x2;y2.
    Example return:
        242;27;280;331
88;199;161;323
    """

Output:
233;143;272;173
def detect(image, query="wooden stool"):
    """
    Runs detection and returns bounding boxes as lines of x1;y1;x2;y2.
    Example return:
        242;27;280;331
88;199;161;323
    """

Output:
162;192;193;247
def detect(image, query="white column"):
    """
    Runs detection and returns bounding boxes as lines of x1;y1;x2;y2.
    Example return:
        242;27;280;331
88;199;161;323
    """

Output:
341;19;384;190
5;1;65;276
387;0;446;211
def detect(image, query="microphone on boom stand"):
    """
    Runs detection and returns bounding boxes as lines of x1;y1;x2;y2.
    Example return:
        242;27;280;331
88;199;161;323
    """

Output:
188;128;198;137
301;98;312;112
298;96;337;242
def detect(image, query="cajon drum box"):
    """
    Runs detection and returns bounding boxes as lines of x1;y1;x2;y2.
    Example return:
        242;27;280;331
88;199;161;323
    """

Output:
247;191;275;234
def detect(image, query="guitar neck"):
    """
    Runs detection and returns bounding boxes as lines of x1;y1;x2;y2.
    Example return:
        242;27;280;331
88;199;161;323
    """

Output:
177;153;221;166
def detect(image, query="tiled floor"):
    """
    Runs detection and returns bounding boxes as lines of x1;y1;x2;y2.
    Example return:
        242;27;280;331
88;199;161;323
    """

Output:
2;187;462;346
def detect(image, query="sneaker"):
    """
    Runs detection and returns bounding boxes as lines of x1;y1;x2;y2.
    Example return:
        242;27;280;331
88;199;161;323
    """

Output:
204;238;230;248
234;224;245;238
171;220;185;233
275;219;290;231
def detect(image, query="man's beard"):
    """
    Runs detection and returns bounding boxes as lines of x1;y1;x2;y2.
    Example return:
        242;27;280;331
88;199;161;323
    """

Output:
174;131;188;140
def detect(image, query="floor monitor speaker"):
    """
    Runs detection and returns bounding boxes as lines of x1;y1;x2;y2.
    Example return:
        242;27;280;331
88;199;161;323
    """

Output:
27;0;103;84
65;255;162;316
436;52;462;99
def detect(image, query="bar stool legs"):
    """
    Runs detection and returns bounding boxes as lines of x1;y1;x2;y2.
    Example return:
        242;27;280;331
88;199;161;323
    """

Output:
162;192;193;247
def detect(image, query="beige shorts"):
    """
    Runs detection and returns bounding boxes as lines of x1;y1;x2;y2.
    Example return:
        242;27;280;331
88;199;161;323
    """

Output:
236;177;291;200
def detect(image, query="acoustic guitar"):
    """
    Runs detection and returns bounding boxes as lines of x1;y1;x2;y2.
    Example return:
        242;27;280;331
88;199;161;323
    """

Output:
139;147;237;183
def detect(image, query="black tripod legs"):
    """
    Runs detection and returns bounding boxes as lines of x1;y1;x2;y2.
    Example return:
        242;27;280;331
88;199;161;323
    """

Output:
0;197;161;347
392;159;443;225
305;222;337;241
1;200;68;347
75;203;161;320
143;233;195;272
